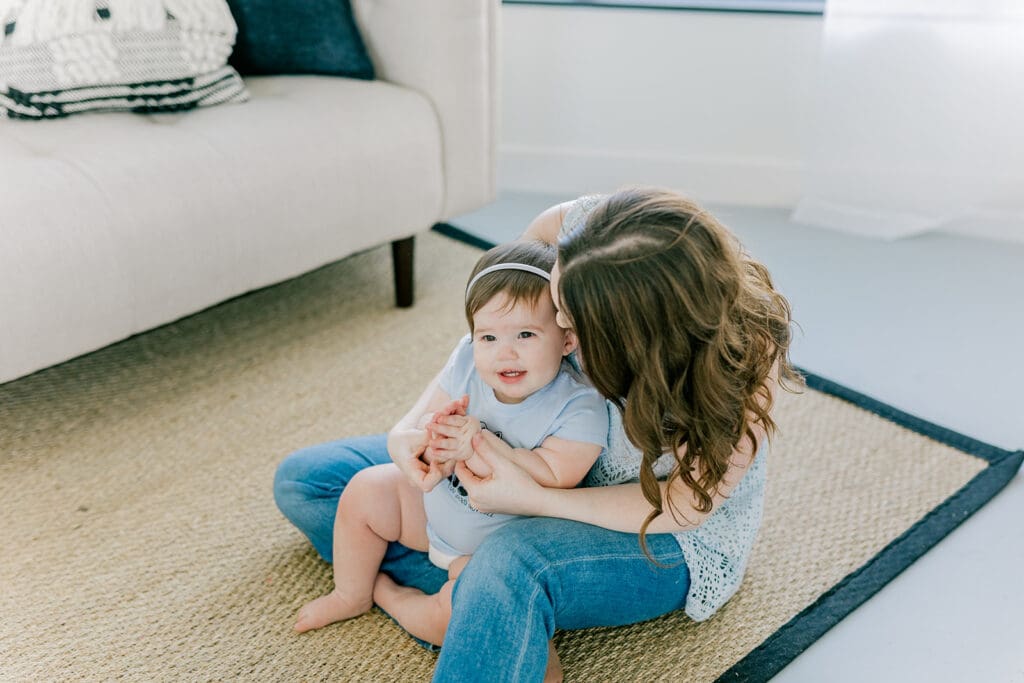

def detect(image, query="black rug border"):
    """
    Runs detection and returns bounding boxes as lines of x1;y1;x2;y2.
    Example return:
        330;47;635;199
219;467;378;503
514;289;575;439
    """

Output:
431;223;1023;681
719;371;1022;682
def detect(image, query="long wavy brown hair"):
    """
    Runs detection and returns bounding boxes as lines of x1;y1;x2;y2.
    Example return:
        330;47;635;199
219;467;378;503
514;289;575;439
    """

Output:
557;188;802;555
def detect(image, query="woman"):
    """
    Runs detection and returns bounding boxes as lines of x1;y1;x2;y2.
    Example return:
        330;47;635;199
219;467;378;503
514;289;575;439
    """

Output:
274;187;800;681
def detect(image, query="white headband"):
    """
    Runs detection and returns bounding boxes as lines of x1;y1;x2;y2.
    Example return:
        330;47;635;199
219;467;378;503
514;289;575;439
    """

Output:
465;263;551;302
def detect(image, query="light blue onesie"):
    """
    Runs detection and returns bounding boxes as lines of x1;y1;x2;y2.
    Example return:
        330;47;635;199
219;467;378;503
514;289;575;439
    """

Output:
422;334;608;569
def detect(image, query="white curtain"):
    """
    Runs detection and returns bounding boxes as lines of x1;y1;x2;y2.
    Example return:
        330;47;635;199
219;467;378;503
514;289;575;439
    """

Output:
793;0;1024;243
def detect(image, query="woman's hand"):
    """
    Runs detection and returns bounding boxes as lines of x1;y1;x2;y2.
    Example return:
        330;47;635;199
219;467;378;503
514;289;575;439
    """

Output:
384;372;472;492
386;427;440;492
392;395;467;491
454;430;548;516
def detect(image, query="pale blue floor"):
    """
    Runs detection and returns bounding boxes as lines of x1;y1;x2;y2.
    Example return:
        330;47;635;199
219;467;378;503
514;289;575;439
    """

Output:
449;192;1024;682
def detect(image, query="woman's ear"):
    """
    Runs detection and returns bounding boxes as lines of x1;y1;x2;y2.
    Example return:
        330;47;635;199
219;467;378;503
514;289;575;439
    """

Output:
562;329;578;356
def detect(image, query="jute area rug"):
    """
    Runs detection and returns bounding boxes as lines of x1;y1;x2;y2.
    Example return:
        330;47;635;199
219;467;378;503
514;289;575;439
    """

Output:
2;230;1020;682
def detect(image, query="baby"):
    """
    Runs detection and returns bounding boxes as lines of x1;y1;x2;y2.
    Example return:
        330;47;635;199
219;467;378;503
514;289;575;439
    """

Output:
294;240;608;676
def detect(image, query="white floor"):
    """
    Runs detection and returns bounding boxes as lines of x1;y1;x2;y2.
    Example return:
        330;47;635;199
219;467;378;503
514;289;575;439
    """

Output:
448;192;1024;683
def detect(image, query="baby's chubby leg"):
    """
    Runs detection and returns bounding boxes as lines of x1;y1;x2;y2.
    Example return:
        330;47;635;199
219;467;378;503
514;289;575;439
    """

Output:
294;463;429;633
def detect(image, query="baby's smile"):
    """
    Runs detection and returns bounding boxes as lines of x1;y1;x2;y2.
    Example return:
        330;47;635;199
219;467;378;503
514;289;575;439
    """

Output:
497;369;527;384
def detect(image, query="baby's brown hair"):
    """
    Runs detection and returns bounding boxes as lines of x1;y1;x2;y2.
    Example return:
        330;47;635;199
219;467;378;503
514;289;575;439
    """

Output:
464;240;557;333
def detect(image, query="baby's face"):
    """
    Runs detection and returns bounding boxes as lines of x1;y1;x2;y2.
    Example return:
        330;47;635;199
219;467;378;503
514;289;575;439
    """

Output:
471;292;573;404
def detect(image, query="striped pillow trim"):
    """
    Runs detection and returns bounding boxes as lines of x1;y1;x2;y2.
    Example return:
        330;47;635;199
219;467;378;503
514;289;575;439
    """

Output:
1;66;248;120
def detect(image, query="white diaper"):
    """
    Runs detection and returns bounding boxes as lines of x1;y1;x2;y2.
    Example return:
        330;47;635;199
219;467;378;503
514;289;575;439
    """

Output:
428;544;462;571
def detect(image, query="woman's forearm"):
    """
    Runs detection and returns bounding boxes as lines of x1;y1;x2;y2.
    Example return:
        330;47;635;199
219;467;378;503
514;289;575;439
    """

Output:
528;428;761;533
535;481;708;534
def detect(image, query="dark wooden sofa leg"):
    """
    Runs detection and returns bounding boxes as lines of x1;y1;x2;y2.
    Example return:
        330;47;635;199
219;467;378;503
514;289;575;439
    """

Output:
392;236;415;308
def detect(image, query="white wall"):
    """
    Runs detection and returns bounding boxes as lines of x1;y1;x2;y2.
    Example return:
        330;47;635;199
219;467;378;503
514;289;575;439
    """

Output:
499;5;823;206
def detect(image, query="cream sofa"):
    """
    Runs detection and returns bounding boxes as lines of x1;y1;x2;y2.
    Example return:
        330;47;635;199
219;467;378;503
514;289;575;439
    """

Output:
0;0;497;384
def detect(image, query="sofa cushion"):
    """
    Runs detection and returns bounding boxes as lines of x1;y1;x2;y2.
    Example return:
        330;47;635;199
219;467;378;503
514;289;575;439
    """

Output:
226;0;374;79
0;0;248;119
0;76;443;382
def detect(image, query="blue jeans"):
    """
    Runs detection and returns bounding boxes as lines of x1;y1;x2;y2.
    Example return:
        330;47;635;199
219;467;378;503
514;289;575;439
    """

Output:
273;434;449;594
274;434;691;682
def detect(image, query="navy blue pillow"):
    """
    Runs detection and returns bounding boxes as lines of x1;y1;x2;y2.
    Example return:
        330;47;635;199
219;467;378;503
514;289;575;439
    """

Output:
226;0;374;79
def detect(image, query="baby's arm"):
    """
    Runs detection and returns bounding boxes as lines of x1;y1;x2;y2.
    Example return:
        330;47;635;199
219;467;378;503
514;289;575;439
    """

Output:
498;435;601;489
428;416;600;489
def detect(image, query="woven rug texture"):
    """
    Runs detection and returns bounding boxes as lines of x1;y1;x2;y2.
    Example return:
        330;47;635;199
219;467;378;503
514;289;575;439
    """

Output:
0;231;986;682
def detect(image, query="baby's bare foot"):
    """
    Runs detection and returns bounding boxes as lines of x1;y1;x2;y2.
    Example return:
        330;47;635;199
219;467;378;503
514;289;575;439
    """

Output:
294;590;372;633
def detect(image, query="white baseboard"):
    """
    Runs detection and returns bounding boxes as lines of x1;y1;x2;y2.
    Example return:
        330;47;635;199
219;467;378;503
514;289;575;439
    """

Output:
498;145;803;207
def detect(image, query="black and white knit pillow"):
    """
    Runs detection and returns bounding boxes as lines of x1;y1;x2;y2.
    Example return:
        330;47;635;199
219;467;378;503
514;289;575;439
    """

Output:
0;0;248;119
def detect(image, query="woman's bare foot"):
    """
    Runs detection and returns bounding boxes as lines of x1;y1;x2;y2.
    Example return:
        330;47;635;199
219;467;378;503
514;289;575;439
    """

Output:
544;641;563;683
294;589;372;633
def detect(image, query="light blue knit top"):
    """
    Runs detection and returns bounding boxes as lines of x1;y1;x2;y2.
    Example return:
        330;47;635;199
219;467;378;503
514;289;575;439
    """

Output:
559;195;767;622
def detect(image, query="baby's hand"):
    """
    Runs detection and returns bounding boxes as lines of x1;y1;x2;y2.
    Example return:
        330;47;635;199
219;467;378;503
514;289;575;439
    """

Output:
434;395;469;422
426;413;481;463
416;394;468;431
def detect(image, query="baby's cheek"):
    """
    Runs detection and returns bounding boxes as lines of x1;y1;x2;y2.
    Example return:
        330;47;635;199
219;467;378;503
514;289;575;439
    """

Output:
538;360;563;386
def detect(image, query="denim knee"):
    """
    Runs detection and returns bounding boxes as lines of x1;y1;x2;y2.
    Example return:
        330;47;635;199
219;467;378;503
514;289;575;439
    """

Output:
453;520;562;614
272;449;310;519
470;519;560;571
272;435;391;563
271;438;370;515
